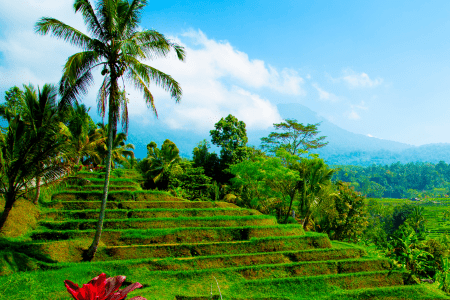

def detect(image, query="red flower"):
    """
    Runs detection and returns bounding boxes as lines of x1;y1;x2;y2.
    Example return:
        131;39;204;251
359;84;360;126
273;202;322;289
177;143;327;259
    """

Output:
64;273;146;300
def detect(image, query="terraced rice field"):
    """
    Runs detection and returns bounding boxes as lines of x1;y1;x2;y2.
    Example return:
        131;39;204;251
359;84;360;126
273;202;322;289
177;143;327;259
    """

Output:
1;170;449;299
376;198;450;239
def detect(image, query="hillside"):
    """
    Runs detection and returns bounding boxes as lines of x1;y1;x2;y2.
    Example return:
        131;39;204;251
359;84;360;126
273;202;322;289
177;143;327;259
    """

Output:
1;170;449;299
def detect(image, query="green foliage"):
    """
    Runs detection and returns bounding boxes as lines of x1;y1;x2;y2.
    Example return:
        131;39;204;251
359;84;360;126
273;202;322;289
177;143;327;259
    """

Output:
334;161;450;198
261;119;328;156
386;223;433;284
317;182;368;243
138;139;181;190
192;139;220;181
168;160;212;200
295;155;335;229
229;150;299;223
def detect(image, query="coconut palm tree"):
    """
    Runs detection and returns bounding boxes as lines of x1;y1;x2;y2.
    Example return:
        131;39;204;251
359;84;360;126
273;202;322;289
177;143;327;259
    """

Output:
35;0;185;260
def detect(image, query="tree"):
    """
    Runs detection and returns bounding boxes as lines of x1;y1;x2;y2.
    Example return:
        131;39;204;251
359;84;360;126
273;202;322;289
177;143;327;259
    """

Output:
1;86;24;115
0;96;68;230
35;0;185;261
139;139;181;190
19;84;63;204
210;114;248;164
261;119;327;156
210;114;249;183
65;103;105;169
229;149;299;223
295;156;335;229
192;140;220;181
319;182;368;242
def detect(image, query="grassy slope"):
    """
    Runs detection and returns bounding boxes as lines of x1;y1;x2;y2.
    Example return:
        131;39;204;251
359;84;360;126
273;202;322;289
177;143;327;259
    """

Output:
1;176;450;299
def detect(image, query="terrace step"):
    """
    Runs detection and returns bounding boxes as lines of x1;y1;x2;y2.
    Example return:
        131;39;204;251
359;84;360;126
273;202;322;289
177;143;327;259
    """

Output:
143;258;390;281
232;271;406;298
82;246;365;271
64;185;139;192
51;191;186;202
90;234;332;261
44;200;236;210
38;215;278;231
40;208;262;221
31;224;304;244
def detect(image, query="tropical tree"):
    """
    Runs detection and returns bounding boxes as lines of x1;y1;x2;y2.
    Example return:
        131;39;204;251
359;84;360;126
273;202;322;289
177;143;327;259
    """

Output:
0;97;68;231
295;156;335;229
261;119;328;156
139;139;181;189
65;103;105;169
18;84;63;204
35;0;185;260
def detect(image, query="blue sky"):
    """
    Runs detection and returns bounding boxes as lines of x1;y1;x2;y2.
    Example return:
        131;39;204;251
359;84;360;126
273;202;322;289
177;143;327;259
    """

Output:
1;0;450;149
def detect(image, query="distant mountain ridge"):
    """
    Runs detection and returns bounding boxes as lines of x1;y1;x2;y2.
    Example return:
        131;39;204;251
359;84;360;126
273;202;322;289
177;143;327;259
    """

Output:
127;103;450;166
276;103;450;166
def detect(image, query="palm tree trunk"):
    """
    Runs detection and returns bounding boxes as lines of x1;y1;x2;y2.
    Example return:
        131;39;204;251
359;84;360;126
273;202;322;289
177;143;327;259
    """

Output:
33;176;41;205
84;72;116;262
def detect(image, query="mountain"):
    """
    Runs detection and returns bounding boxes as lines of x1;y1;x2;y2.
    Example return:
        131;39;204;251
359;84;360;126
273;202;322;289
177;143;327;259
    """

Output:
126;102;450;166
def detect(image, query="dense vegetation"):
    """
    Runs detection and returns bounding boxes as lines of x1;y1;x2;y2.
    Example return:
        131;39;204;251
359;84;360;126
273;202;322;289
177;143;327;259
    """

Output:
334;162;450;198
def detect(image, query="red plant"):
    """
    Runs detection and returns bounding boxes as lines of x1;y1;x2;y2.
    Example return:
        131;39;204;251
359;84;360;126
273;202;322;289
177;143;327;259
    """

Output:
64;273;146;300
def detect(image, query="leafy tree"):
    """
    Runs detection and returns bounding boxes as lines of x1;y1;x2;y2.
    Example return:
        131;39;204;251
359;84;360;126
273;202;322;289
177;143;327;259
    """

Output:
1;86;24;115
261;119;327;156
210;114;249;163
229;149;299;223
318;182;368;242
0;99;68;230
168;160;212;200
192;139;220;181
139;139;181;190
35;0;185;261
210;114;249;183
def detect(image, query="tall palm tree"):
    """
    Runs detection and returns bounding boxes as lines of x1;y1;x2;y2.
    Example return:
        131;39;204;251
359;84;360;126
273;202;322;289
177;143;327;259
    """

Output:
35;0;185;261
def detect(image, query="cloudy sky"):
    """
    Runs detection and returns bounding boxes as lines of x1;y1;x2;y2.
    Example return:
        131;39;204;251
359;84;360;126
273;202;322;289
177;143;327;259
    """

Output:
1;0;450;149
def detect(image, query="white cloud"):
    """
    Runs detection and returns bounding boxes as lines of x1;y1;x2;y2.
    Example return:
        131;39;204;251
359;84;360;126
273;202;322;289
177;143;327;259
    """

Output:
329;68;383;89
312;83;339;102
0;3;299;133
342;69;383;88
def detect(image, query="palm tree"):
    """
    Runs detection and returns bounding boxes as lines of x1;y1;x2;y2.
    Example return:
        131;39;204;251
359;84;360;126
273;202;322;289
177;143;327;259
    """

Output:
140;140;180;189
296;158;335;230
0;94;68;231
35;0;185;261
18;84;62;204
65;103;106;169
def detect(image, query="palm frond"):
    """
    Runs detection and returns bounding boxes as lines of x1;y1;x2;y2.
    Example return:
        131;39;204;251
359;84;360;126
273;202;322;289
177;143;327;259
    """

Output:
35;18;93;50
73;0;105;40
126;56;182;101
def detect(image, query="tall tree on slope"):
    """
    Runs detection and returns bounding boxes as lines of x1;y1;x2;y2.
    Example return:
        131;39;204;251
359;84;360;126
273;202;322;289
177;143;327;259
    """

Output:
35;0;185;261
